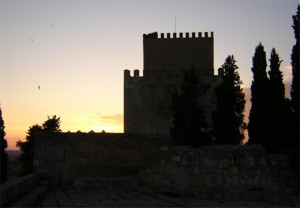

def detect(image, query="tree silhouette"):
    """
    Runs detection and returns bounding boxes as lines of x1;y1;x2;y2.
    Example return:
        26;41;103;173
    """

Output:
269;49;284;103
291;5;299;114
212;55;246;144
17;124;42;176
16;115;61;176
0;107;8;184
290;5;299;147
268;49;292;152
42;115;62;132
248;43;270;148
170;68;210;147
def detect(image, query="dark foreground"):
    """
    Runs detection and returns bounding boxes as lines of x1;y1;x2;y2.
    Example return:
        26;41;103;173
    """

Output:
36;187;290;208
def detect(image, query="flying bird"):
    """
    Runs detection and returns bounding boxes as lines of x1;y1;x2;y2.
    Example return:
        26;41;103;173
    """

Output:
38;85;40;90
30;39;34;42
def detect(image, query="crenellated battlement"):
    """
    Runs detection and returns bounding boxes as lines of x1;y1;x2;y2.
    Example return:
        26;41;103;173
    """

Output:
124;69;142;78
143;31;213;39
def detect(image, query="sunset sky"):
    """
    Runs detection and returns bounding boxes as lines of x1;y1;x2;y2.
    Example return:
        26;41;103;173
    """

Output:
0;0;298;150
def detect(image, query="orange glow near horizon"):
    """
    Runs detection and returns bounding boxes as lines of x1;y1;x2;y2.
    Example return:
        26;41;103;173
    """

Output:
3;112;124;150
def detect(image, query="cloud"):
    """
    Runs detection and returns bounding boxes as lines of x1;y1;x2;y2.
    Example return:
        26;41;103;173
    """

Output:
100;114;123;126
243;87;251;124
284;65;292;71
283;74;292;83
85;113;124;132
282;64;292;99
284;81;292;99
242;87;251;144
88;113;123;126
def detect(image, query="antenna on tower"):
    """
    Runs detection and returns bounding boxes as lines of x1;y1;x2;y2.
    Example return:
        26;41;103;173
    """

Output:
175;16;177;32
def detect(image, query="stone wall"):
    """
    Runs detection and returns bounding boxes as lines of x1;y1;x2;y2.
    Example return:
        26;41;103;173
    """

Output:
33;132;166;186
0;173;40;207
139;145;299;206
33;132;298;206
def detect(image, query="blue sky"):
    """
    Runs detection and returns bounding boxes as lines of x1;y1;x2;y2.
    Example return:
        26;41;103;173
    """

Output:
0;0;298;149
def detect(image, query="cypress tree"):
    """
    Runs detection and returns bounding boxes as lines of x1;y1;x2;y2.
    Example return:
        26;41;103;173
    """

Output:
269;49;284;102
290;5;299;147
248;43;270;148
0;107;8;184
170;68;210;147
268;48;291;152
291;5;299;115
212;55;246;144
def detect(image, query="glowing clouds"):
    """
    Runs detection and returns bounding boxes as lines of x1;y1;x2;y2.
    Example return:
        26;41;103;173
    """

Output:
88;113;123;133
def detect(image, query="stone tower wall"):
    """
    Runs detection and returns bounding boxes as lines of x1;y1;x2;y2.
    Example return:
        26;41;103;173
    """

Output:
124;32;220;136
143;32;214;74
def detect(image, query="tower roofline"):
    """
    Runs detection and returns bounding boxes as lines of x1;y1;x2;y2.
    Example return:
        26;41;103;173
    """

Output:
143;32;213;39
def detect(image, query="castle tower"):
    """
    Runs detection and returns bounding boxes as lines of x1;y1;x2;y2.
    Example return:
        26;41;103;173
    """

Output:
124;32;221;137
